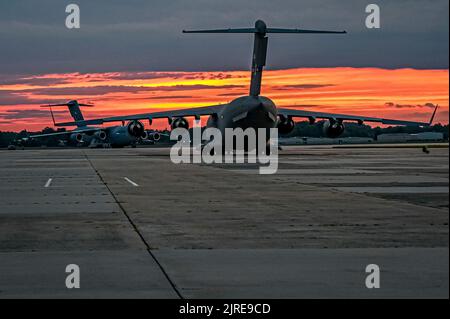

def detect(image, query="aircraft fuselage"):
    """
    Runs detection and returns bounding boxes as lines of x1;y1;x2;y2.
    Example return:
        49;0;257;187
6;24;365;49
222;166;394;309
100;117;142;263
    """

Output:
206;95;278;138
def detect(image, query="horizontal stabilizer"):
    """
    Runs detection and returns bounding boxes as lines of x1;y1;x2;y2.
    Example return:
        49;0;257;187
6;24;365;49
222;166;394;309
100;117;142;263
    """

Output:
267;28;346;34
183;28;346;34
40;103;94;107
183;28;256;33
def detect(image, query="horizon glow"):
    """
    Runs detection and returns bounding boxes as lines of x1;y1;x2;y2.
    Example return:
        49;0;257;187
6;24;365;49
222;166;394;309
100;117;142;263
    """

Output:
0;67;448;132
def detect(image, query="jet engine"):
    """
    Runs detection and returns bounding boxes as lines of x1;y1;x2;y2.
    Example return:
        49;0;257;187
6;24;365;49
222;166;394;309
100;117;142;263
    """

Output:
323;119;345;138
94;130;107;141
140;130;149;140
70;133;84;143
171;117;189;130
277;115;295;135
147;131;161;142
127;120;146;138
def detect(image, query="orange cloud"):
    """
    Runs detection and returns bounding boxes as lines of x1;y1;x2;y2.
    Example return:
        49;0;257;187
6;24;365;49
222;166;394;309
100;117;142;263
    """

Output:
0;67;448;131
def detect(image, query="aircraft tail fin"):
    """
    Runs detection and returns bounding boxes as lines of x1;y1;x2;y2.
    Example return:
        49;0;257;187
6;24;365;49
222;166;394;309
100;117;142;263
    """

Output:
183;20;346;97
41;100;94;127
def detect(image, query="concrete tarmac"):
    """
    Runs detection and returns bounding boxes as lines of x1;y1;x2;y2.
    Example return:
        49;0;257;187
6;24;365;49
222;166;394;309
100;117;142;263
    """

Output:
0;145;448;298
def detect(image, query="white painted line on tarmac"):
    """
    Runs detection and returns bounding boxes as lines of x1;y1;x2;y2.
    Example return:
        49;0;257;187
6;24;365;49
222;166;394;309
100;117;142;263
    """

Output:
44;178;53;188
124;177;139;187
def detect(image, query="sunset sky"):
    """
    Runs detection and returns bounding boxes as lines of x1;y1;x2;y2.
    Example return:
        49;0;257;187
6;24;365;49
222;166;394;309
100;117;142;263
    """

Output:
0;1;448;131
0;67;448;131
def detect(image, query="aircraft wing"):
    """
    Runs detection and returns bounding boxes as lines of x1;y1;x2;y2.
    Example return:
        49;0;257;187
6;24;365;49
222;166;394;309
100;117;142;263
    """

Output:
277;106;438;127
55;104;227;127
30;127;102;138
53;103;437;128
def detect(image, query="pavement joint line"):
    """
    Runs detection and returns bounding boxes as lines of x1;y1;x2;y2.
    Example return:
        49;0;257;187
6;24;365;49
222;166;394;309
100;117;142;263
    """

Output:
44;178;53;188
82;151;183;299
124;177;139;187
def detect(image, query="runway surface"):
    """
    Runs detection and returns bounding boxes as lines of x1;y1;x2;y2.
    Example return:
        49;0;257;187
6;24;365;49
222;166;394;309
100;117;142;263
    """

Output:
0;145;448;298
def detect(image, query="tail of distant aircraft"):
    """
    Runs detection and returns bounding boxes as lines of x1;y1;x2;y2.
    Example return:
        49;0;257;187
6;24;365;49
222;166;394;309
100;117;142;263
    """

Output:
183;20;346;97
41;100;94;127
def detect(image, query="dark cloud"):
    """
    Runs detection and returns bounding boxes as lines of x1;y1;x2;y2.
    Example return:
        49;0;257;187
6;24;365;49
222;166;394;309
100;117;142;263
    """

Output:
0;84;244;106
0;109;65;120
0;71;243;87
146;95;195;100
273;84;334;90
103;72;193;81
0;0;447;74
0;75;71;87
0;91;32;106
15;84;243;96
217;92;248;97
100;94;197;101
24;85;149;96
278;104;320;109
0;90;67;106
385;102;437;109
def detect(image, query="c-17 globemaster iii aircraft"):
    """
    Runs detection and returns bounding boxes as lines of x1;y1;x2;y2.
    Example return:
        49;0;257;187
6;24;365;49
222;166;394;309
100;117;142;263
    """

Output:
30;100;161;147
56;20;438;145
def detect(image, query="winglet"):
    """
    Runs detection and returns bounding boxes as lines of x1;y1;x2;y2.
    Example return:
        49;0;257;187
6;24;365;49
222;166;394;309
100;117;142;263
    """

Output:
49;106;56;126
429;105;439;125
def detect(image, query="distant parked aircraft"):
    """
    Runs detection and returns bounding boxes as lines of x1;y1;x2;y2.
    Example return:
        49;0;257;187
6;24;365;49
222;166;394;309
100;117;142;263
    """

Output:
30;100;161;147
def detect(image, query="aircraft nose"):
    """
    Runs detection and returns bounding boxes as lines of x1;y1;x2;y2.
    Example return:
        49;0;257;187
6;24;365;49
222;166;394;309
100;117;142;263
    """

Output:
256;102;277;123
237;103;276;128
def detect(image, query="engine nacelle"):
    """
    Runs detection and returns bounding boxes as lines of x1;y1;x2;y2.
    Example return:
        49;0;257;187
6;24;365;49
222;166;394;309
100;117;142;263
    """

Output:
127;120;146;138
323;119;345;138
141;130;149;140
146;131;161;142
94;130;107;141
70;133;84;143
277;115;295;135
171;117;189;130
